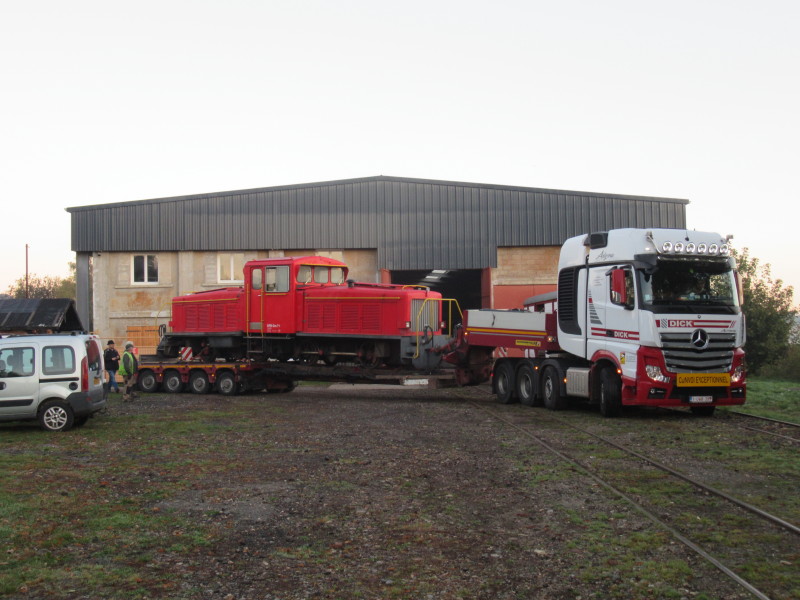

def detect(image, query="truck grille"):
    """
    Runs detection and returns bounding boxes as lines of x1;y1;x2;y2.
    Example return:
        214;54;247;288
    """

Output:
659;332;736;373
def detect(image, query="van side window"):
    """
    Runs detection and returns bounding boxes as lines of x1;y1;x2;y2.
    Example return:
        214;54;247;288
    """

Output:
0;348;35;377
44;346;76;376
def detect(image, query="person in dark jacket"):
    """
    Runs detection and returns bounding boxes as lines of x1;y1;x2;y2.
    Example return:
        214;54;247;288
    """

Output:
103;340;120;393
118;341;139;402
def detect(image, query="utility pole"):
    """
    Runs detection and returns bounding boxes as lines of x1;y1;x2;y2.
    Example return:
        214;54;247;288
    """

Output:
25;244;30;298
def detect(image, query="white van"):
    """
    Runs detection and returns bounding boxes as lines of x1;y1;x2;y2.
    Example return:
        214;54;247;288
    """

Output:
0;333;106;432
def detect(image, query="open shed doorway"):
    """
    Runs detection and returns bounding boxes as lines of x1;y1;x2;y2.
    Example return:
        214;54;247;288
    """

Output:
390;269;484;330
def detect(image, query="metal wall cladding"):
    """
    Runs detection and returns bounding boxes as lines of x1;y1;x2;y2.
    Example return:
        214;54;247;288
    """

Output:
67;176;687;270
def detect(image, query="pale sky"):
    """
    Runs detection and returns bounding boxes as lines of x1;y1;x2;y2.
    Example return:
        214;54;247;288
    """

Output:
2;0;798;304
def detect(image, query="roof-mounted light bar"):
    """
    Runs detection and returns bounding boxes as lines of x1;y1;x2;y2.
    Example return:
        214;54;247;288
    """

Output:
659;240;729;256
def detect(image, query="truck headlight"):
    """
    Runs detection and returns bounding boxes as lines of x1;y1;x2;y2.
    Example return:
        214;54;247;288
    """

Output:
646;365;671;384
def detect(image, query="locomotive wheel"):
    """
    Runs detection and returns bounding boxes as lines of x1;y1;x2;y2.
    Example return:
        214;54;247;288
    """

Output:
163;370;184;393
516;363;539;406
542;366;566;411
493;362;516;404
137;369;159;393
599;368;622;418
357;343;380;367
298;342;321;364
189;371;211;394
216;371;238;396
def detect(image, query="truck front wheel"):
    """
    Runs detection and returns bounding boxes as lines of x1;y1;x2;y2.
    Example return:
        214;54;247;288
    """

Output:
599;368;622;418
542;366;566;410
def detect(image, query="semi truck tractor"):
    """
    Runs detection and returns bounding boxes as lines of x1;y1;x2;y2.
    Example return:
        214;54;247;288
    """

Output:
447;228;746;417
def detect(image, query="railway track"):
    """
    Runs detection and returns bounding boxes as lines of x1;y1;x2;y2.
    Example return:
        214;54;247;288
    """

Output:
471;401;800;600
726;411;800;444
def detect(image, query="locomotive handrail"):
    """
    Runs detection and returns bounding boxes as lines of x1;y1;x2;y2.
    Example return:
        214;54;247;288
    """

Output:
412;298;463;359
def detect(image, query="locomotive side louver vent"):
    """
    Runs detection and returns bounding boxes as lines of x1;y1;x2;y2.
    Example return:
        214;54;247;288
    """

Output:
341;305;360;330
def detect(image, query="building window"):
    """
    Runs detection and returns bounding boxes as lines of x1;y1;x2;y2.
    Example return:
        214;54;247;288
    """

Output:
133;255;159;284
219;253;245;283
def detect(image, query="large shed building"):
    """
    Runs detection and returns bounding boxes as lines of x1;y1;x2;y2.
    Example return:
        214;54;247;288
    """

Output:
67;175;688;351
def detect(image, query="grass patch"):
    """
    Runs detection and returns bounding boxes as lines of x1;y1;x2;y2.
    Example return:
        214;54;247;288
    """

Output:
730;377;800;421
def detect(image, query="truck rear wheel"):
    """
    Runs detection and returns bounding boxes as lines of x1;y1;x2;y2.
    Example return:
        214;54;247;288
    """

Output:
542;366;566;411
516;363;539;406
216;371;238;396
137;369;159;393
189;371;211;394
493;362;516;404
599;368;622;418
163;370;184;393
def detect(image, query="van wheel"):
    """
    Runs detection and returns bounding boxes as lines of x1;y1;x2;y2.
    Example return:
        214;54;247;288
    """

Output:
516;363;539;406
39;400;75;432
189;371;210;394
137;369;159;393
163;370;184;393
493;362;516;404
542;366;566;410
216;372;238;396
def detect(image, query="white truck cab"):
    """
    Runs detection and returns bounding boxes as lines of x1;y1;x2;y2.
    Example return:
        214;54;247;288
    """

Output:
0;333;107;431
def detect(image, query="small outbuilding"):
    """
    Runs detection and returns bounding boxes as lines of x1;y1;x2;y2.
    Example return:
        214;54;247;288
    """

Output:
67;175;687;351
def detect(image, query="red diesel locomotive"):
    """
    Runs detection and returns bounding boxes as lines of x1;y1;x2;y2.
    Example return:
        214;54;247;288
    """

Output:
157;256;448;370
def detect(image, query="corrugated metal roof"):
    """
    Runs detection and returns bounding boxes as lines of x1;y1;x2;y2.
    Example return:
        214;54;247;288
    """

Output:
0;298;85;332
67;175;688;270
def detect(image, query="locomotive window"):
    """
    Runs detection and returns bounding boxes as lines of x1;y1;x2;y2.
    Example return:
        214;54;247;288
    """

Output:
331;267;345;284
313;267;328;284
265;266;289;293
252;268;263;290
297;265;312;284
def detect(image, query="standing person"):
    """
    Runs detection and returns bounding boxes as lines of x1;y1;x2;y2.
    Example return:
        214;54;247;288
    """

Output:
103;340;120;394
118;341;139;402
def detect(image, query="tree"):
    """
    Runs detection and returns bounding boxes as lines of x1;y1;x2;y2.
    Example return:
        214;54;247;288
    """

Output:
5;263;76;300
733;248;799;375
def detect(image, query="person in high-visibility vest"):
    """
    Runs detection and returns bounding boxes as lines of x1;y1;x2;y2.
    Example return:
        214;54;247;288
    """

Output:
118;341;139;402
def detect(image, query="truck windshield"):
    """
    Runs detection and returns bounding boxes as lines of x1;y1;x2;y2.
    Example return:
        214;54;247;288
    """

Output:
638;258;740;314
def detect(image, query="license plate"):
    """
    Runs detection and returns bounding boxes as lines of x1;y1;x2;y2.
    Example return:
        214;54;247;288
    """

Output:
689;396;714;404
676;373;730;387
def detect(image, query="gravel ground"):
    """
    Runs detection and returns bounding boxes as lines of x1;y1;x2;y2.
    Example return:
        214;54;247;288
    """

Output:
95;383;772;600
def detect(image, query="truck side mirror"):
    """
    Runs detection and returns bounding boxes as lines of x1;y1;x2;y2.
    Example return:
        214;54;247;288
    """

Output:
610;269;628;306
